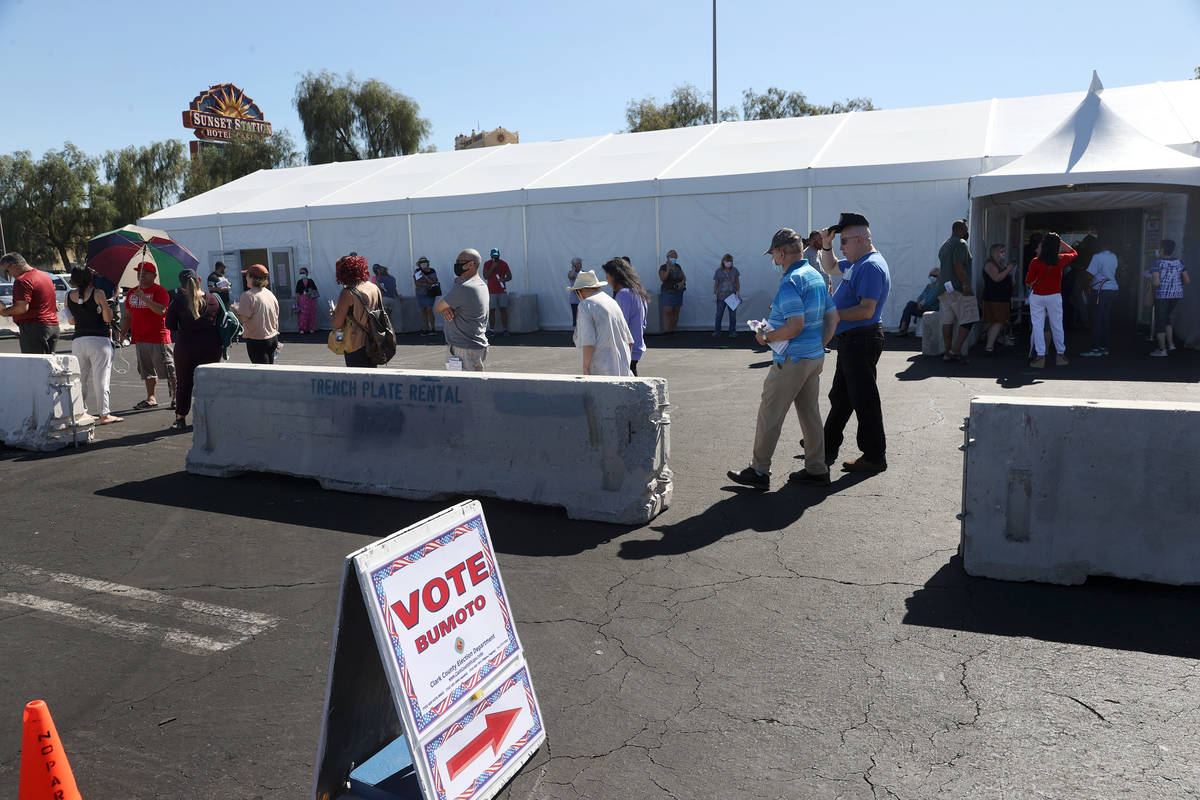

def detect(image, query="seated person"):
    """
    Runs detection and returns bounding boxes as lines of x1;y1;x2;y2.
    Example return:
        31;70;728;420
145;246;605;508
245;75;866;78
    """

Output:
896;269;941;335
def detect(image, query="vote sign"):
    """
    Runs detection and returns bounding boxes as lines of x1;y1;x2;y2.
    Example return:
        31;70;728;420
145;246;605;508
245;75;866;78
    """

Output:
354;501;545;800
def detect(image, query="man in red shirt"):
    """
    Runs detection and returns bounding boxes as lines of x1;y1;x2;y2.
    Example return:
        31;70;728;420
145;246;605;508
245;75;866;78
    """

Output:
482;247;512;336
121;261;176;408
0;252;61;353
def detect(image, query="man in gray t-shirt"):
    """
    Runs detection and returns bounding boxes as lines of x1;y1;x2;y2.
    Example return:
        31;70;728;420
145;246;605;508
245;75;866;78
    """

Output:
435;248;490;371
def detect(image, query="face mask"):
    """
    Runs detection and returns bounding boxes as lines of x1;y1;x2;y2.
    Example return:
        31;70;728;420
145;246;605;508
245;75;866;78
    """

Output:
723;261;732;268
667;257;676;265
929;275;938;283
453;262;469;277
299;272;308;278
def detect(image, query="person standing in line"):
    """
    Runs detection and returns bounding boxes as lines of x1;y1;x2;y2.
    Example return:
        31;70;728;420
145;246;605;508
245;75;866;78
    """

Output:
373;264;399;322
0;253;61;353
122;261;176;409
937;219;978;363
64;265;122;424
207;261;232;308
165;270;222;432
658;249;686;335
1149;238;1190;357
412;257;440;336
1080;237;1119;357
567;257;583;327
331;254;384;369
981;244;1015;354
727;228;839;491
818;212;891;474
435;249;490;371
235;264;281;365
603;257;649;375
482;247;512;336
569;270;633;377
712;253;741;337
1024;232;1077;368
803;231;834;293
295;267;320;334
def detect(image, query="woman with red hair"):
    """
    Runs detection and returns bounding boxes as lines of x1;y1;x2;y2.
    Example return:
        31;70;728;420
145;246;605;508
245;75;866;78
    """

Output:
330;254;383;368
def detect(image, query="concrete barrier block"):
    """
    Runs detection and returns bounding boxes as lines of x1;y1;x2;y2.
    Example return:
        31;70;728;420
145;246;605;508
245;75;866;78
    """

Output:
962;395;1200;585
921;312;944;356
645;294;662;336
394;297;426;333
187;365;672;524
506;294;539;334
0;354;95;450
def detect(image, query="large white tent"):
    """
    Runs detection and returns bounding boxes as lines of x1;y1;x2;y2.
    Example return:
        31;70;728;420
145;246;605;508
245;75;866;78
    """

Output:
143;76;1200;339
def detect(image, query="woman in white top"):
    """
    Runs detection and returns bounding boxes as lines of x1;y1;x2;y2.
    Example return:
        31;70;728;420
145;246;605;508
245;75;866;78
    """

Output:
235;264;281;364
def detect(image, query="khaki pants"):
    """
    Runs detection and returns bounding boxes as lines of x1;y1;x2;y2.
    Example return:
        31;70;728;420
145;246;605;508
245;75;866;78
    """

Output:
445;344;487;371
751;356;826;475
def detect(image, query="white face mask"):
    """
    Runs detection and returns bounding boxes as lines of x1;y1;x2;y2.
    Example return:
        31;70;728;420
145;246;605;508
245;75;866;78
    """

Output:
723;261;732;268
667;257;676;265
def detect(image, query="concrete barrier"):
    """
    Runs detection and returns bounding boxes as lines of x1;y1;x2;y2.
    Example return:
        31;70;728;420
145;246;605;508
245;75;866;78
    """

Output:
0;305;74;337
0;354;94;450
186;365;672;524
505;293;539;334
920;312;943;356
962;395;1200;585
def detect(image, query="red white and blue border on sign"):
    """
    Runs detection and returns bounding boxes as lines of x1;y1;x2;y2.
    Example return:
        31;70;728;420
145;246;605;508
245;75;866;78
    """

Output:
423;667;543;800
369;514;520;734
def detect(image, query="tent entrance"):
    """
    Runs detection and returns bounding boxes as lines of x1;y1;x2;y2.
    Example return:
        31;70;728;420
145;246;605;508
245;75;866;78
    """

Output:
1021;206;1146;336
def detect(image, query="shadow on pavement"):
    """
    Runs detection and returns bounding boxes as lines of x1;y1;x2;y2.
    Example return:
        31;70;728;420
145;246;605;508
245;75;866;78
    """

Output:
619;472;875;559
904;555;1200;659
95;470;624;554
0;428;178;462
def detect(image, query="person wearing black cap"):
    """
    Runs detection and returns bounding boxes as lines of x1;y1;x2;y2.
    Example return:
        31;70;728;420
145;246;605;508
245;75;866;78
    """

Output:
817;212;891;473
727;228;839;491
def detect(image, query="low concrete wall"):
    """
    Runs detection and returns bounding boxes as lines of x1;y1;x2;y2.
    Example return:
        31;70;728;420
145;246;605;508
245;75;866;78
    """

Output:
186;365;672;524
962;395;1200;585
0;354;94;450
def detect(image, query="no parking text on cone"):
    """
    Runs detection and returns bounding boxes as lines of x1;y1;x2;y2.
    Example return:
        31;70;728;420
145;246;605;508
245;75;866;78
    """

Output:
20;700;82;800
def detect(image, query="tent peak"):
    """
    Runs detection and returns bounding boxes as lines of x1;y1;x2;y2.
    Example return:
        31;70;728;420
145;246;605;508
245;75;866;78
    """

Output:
1089;71;1104;95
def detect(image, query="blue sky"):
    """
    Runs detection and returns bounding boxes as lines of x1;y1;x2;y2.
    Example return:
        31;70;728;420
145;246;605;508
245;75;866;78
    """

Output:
2;0;1198;163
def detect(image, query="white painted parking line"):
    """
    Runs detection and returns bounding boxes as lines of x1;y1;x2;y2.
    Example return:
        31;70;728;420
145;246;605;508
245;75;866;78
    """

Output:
0;561;280;655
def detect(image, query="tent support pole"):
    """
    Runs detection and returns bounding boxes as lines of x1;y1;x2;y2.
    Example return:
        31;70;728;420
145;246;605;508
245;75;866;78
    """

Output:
806;187;813;235
654;196;661;265
522;205;529;293
305;216;313;272
407;213;414;274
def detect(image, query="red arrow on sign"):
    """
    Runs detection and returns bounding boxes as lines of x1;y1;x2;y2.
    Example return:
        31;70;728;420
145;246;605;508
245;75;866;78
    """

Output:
445;707;522;781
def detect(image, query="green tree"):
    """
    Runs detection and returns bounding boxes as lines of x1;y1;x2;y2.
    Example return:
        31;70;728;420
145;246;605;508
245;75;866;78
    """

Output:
294;71;431;164
626;84;738;132
103;140;188;225
742;87;875;120
1194;66;1199;79
182;129;300;199
0;145;113;268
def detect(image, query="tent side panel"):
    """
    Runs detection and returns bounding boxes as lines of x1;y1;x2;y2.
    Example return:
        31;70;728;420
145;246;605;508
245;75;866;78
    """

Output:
525;199;656;330
657;189;808;331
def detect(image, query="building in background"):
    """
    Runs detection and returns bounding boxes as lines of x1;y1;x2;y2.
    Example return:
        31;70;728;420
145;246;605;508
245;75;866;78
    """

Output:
454;127;519;151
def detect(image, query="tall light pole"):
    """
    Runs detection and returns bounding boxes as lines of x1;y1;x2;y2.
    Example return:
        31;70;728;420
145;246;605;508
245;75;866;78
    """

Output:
712;0;718;123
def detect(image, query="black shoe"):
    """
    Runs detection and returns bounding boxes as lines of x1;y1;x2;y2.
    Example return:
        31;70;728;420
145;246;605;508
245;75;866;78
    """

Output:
842;457;887;473
726;466;769;491
169;418;187;432
788;469;831;486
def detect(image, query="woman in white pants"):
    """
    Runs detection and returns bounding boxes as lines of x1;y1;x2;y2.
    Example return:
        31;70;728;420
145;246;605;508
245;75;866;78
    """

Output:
1023;233;1078;368
65;266;123;424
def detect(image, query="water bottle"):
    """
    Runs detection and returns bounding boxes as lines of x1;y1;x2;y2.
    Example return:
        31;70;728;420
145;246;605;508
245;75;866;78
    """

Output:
335;329;344;343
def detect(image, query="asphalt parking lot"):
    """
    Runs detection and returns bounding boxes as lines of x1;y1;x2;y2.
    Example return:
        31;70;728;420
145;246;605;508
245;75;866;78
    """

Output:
2;328;1199;799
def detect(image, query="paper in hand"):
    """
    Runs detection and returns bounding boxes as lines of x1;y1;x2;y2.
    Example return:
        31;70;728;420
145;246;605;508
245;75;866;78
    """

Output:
724;294;741;312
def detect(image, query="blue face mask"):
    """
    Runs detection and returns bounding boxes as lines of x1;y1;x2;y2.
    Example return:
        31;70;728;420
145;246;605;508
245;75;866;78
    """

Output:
667;257;676;265
929;275;938;283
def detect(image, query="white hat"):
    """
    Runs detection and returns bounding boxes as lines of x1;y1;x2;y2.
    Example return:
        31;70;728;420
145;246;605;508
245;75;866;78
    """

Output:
567;270;607;291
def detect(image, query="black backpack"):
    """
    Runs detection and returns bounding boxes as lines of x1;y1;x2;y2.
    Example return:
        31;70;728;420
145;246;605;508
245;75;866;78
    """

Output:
347;287;397;365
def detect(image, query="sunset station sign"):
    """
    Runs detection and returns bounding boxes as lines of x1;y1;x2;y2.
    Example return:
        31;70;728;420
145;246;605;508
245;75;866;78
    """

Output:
182;83;272;143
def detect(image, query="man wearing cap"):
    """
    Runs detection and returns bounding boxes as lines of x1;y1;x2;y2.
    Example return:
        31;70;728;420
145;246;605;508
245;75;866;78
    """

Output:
482;247;512;336
121;261;176;409
818;213;891;473
435;248;490;371
207;261;232;308
937;219;977;362
727;229;839;490
570;267;634;377
0;252;61;353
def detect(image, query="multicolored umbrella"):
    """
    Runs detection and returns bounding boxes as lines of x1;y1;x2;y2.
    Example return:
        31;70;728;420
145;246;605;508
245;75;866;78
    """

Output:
86;224;199;289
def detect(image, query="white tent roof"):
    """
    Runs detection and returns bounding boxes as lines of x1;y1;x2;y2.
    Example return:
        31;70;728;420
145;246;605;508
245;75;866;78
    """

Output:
144;78;1200;231
970;74;1200;198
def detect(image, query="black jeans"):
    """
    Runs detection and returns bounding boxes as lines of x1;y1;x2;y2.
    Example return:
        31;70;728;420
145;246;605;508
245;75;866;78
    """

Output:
245;336;278;364
898;301;922;331
824;324;885;463
18;323;60;354
344;348;375;368
1090;290;1116;349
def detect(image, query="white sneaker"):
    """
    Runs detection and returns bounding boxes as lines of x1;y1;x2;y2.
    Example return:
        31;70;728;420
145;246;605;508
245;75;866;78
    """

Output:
1168;341;1177;351
1080;348;1104;357
1150;348;1168;357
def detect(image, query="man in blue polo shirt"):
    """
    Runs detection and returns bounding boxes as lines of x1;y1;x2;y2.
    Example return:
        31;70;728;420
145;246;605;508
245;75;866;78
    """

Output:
728;228;840;491
818;212;891;473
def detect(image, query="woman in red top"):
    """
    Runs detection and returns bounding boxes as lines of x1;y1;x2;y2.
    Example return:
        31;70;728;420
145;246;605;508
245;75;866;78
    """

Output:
1024;232;1077;368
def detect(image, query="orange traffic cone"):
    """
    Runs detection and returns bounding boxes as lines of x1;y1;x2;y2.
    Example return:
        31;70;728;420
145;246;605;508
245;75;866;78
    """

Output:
20;700;82;800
